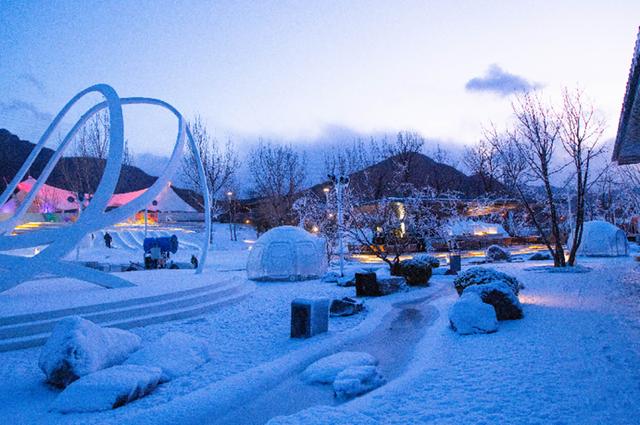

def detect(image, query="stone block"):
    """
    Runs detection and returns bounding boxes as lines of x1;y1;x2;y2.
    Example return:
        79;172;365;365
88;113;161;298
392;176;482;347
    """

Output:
291;298;330;338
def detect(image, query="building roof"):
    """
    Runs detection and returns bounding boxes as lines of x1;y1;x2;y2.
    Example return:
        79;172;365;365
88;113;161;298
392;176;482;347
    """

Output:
612;27;640;164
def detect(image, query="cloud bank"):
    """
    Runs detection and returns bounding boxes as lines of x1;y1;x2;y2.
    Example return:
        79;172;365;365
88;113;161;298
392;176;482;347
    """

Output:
465;64;540;96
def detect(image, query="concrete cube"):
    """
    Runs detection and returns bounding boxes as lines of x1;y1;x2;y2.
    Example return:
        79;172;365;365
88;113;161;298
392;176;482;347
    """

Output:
291;298;330;338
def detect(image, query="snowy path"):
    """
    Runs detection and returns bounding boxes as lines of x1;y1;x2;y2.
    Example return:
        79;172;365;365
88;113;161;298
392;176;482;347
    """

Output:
217;287;447;424
331;258;640;424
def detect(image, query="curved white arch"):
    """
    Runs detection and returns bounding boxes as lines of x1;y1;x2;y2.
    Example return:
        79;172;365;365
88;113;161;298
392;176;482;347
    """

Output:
0;85;210;292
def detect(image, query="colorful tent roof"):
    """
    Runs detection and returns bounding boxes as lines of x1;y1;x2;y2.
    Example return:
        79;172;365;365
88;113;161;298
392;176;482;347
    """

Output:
2;177;196;213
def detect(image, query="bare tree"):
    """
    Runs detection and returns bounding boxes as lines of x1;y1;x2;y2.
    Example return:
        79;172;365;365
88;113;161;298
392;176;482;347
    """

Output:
249;141;307;230
558;88;606;266
490;92;567;266
463;138;500;193
181;115;239;216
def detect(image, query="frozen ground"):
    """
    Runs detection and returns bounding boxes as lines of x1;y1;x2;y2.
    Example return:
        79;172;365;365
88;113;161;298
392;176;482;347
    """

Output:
1;232;640;423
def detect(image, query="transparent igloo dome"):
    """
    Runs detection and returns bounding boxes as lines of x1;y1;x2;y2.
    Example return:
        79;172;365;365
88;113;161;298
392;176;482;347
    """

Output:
247;226;327;281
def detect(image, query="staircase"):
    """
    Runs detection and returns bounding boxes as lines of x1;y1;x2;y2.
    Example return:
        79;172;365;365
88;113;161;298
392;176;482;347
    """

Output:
0;279;252;352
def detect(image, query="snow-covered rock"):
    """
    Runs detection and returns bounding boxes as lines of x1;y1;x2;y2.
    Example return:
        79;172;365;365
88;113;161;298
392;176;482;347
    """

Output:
124;332;212;382
449;293;498;335
39;316;142;388
528;251;553;261
301;351;378;384
321;272;340;283
330;297;365;317
463;281;523;320
333;365;386;399
453;266;521;296
267;405;377;425
50;365;162;413
485;245;511;262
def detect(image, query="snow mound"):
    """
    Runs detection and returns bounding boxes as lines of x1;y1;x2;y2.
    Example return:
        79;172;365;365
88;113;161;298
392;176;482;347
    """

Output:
454;266;521;296
572;220;628;257
333;365;386;399
124;332;212;382
39;316;141;388
267;405;377;425
485;245;511;262
449;293;498;335
50;365;162;413
463;281;523;320
301;351;378;384
247;226;327;281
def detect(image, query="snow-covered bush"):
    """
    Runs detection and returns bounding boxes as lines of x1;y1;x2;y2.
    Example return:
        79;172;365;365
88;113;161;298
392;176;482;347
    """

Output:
448;292;498;335
463;281;523;320
399;258;433;286
301;351;377;384
39;316;142;388
411;253;440;268
333;365;385;399
50;365;162;413
485;245;511;262
453;267;521;296
124;332;212;382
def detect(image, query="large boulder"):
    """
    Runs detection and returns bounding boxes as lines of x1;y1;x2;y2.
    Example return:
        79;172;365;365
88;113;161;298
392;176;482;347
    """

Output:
125;332;212;382
302;351;378;384
449;293;498;335
485;245;511;262
50;365;162;413
453;267;521;296
463;281;523;320
399;258;433;286
39;316;142;388
333;365;385;399
356;275;404;296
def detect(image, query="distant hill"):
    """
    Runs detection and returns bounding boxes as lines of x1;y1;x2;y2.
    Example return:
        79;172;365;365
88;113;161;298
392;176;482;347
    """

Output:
308;152;505;200
0;129;203;211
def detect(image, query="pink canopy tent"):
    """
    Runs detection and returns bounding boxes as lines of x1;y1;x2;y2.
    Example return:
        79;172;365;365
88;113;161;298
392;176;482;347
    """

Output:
2;177;196;214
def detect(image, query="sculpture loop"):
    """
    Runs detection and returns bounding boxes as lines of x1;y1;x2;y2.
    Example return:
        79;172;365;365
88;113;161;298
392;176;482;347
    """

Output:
0;84;211;292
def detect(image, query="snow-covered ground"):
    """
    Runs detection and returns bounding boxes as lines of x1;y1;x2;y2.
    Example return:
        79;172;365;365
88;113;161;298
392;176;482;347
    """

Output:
1;229;640;424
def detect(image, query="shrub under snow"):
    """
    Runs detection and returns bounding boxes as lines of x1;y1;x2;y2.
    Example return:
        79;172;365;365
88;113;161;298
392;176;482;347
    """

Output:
399;258;433;286
485;245;511;262
463;281;523;320
301;351;378;384
449;292;498;335
453;266;521;296
411;254;440;268
39;316;142;388
50;365;162;413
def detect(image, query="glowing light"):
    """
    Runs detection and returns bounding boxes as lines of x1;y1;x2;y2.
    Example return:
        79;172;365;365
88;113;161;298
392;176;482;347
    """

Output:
323;187;330;193
311;225;320;233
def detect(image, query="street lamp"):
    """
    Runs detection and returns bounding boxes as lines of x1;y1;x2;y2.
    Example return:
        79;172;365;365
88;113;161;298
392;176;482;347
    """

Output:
226;191;236;241
328;174;349;277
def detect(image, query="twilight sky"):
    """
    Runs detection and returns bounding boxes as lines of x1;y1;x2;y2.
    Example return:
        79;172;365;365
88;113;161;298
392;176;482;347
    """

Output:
1;0;639;157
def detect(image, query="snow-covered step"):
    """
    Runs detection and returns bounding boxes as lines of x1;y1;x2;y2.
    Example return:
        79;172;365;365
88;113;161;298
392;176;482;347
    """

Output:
0;282;239;340
0;280;235;327
0;284;253;352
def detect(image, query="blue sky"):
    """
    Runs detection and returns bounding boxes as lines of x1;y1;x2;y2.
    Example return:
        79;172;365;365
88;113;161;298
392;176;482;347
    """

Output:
1;0;639;157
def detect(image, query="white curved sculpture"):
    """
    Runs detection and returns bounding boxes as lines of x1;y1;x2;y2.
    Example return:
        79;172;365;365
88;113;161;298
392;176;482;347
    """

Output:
572;220;628;257
247;226;327;281
0;84;211;292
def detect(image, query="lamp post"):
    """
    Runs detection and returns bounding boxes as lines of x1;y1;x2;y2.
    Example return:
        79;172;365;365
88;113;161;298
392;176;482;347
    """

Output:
226;191;235;241
328;174;349;277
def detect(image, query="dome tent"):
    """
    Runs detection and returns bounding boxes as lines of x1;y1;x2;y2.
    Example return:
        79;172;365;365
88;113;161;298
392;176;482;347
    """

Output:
247;226;327;281
573;220;628;257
